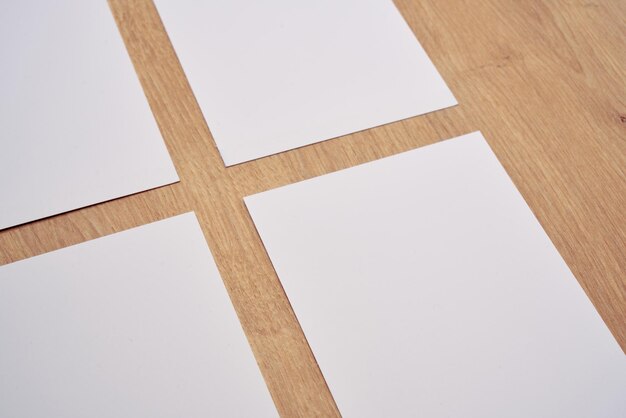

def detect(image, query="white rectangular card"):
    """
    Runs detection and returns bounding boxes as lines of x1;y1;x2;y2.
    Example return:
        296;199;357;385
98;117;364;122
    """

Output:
0;1;178;230
245;132;626;417
155;0;457;165
0;213;277;418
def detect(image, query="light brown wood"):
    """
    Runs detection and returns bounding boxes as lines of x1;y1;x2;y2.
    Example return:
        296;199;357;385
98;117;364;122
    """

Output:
1;0;625;416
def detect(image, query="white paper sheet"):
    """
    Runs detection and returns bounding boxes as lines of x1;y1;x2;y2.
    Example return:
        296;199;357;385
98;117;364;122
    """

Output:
245;132;626;417
155;0;457;166
0;213;277;418
0;1;178;230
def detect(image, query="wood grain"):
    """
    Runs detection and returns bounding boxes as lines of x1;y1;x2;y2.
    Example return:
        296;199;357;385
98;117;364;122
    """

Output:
1;0;624;416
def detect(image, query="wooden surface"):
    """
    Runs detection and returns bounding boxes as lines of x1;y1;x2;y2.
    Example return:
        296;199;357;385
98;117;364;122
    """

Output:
1;0;625;416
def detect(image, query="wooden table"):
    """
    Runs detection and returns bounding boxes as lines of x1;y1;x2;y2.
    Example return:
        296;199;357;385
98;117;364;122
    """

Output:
1;0;624;415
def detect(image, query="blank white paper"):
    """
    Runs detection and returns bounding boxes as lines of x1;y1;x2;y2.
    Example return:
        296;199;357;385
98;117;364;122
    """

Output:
155;0;457;165
245;132;626;417
0;213;277;418
0;1;178;230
